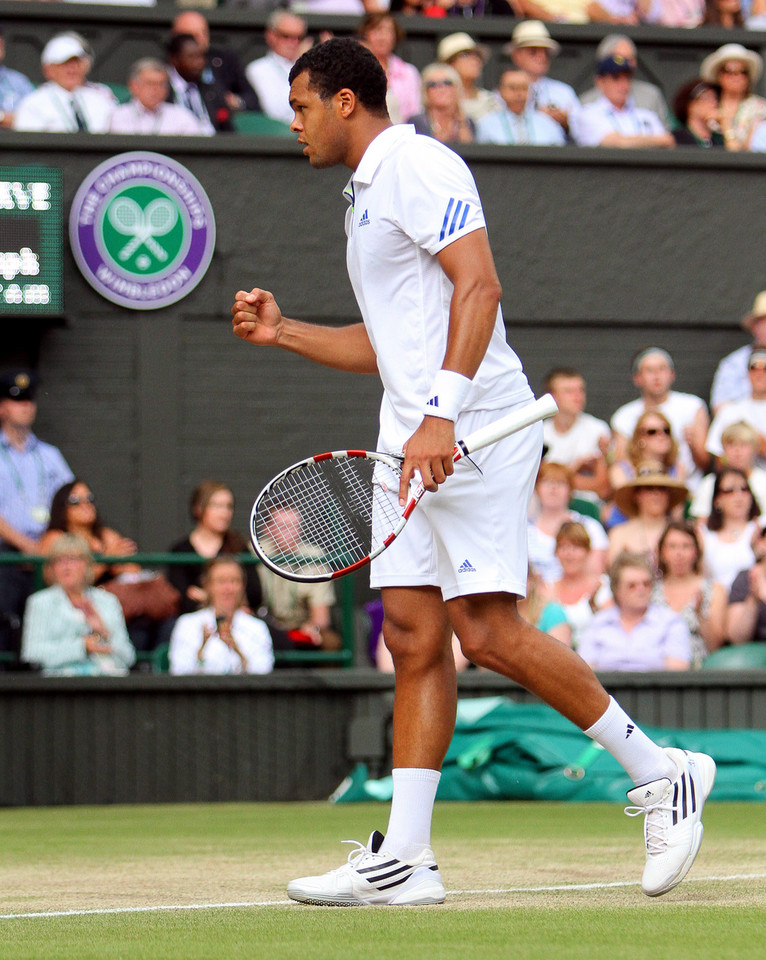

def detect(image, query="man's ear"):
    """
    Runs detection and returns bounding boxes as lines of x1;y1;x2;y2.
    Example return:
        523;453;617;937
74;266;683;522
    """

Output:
337;88;356;118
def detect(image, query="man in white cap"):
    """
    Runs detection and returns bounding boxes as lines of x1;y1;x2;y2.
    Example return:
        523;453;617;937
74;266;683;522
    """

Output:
505;21;581;138
710;292;766;414
436;32;498;124
13;33;114;132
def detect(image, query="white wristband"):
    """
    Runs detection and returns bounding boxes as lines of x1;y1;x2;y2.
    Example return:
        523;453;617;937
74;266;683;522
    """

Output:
423;369;472;422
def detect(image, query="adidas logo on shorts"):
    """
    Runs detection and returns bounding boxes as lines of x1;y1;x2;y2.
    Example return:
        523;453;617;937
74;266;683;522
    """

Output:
457;559;476;573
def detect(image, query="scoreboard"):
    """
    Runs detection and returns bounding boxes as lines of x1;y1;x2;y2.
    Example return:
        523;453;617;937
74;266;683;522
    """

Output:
0;167;63;315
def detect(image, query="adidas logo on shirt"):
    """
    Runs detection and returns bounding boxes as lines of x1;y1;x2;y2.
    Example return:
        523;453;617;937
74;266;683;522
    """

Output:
439;197;471;242
426;396;439;409
457;559;476;573
358;209;370;227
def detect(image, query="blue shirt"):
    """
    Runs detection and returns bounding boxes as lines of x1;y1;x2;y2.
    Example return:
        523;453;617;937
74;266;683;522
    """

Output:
476;106;565;146
577;603;691;672
0;65;34;113
0;431;73;544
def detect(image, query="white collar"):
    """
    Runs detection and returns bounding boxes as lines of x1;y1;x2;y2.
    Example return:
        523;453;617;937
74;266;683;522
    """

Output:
344;123;413;202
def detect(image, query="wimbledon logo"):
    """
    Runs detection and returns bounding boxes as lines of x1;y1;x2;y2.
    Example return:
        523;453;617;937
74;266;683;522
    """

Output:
69;152;216;310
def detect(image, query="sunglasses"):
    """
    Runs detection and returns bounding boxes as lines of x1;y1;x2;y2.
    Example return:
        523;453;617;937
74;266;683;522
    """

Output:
273;29;306;41
67;493;95;505
749;362;766;371
720;67;748;76
642;426;671;436
426;79;455;89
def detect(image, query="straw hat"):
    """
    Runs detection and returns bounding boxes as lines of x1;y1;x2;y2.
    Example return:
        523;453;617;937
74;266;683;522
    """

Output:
700;43;762;86
503;20;560;58
437;32;489;65
742;290;766;331
613;461;689;518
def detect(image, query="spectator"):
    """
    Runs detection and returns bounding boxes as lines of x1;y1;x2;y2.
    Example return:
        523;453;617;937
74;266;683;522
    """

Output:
13;33;113;133
653;521;727;667
245;11;307;125
476;68;565;145
504;21;581;139
518;565;572;646
172;9;260;115
255;503;337;649
39;479;178;655
707;348;766;470
609;461;689;567
109;58;210;135
701;0;744;25
169;556;273;675
544;521;612;648
0;370;73;658
691;421;766;521
672;78;725;148
0;26;34;128
515;0;625;20
609;410;685;496
166;34;223;134
710;291;766;413
435;32;498;125
542;367;611;503
21;535;135;676
699;467;761;591
528;461;609;583
290;0;366;12
577;552;692;672
727;529;766;644
645;0;704;25
575;54;674;149
411;63;475;145
610;347;710;493
579;35;670;129
168;480;262;616
357;13;420;123
700;43;766;151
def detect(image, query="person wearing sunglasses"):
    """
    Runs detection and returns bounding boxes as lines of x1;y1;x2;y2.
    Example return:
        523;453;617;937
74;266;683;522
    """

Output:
699;468;761;591
246;10;308;126
707;348;766;471
699;42;766;150
691;421;766;523
411;64;475;146
610;347;709;496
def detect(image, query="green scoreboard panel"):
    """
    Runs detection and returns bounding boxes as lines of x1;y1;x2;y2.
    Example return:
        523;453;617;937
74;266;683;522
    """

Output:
0;167;63;315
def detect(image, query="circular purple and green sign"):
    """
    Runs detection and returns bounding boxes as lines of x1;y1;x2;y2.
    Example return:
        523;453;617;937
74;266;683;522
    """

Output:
69;152;216;310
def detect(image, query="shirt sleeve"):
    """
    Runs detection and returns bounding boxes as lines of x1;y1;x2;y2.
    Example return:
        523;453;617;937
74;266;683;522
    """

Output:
393;142;487;256
169;612;204;675
662;611;692;664
574;106;613;147
729;569;751;604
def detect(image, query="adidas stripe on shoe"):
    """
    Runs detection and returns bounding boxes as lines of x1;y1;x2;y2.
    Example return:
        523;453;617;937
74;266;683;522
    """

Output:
287;830;446;906
625;747;716;897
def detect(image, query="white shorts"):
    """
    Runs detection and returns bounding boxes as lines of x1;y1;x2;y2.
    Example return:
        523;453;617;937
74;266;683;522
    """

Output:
370;403;543;601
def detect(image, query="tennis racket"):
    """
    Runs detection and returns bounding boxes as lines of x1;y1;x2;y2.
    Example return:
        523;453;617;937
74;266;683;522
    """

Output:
250;393;558;583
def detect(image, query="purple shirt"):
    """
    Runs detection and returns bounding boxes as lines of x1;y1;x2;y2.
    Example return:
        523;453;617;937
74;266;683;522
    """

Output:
577;603;691;671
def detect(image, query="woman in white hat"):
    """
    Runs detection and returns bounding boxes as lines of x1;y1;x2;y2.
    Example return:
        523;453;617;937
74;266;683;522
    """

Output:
608;461;689;568
700;43;766;150
436;32;497;124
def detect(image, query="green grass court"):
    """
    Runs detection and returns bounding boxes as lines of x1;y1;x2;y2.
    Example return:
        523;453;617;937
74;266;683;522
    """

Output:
1;801;764;960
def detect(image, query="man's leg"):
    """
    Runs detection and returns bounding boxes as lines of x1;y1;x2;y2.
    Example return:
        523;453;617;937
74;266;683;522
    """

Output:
449;591;716;896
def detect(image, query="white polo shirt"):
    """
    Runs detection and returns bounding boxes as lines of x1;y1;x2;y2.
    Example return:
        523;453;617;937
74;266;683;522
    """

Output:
343;124;531;450
575;94;666;147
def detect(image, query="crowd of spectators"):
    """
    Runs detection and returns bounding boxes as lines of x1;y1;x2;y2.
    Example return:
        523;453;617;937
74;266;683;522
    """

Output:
6;12;766;149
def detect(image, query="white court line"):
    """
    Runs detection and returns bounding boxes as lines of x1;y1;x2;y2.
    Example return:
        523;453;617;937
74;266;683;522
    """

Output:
2;873;765;921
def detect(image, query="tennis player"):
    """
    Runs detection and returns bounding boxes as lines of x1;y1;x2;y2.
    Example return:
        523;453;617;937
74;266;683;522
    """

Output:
232;38;715;906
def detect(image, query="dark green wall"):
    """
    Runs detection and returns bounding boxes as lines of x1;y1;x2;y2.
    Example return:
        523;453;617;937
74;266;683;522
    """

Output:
1;135;761;551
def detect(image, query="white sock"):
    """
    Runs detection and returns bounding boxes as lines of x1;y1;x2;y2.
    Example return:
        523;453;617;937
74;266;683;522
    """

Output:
584;697;677;787
383;767;441;859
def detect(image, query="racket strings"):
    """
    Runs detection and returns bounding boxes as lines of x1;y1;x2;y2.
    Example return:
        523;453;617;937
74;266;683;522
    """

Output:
253;456;403;577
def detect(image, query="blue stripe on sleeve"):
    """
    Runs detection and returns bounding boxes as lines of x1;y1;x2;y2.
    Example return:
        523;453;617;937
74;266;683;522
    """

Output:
448;200;463;237
439;197;455;242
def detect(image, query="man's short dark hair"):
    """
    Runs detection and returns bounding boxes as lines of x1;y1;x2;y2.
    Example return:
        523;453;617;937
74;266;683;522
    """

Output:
167;33;198;59
289;38;389;118
543;367;583;392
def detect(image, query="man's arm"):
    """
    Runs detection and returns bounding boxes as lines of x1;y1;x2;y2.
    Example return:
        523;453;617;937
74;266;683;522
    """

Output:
598;131;675;148
0;514;39;554
232;288;378;373
397;229;502;504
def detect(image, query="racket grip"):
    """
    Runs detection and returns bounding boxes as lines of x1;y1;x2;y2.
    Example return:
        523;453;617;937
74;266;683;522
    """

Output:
455;394;558;458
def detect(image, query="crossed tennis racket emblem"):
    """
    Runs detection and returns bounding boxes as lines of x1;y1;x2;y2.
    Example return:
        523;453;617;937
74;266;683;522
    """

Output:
107;196;179;262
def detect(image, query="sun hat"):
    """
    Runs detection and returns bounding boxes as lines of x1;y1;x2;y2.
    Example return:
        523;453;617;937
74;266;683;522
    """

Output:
613;461;689;518
503;21;560;58
700;43;762;86
742;290;766;331
437;32;489;65
41;34;88;66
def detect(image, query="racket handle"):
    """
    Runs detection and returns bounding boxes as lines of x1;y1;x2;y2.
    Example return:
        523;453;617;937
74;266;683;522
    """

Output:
455;393;558;459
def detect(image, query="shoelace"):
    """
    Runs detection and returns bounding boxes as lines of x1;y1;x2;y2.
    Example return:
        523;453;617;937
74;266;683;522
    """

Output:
341;838;387;869
624;801;674;855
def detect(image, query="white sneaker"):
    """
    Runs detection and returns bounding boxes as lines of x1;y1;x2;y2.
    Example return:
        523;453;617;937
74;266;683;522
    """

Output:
625;747;716;897
287;830;446;906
